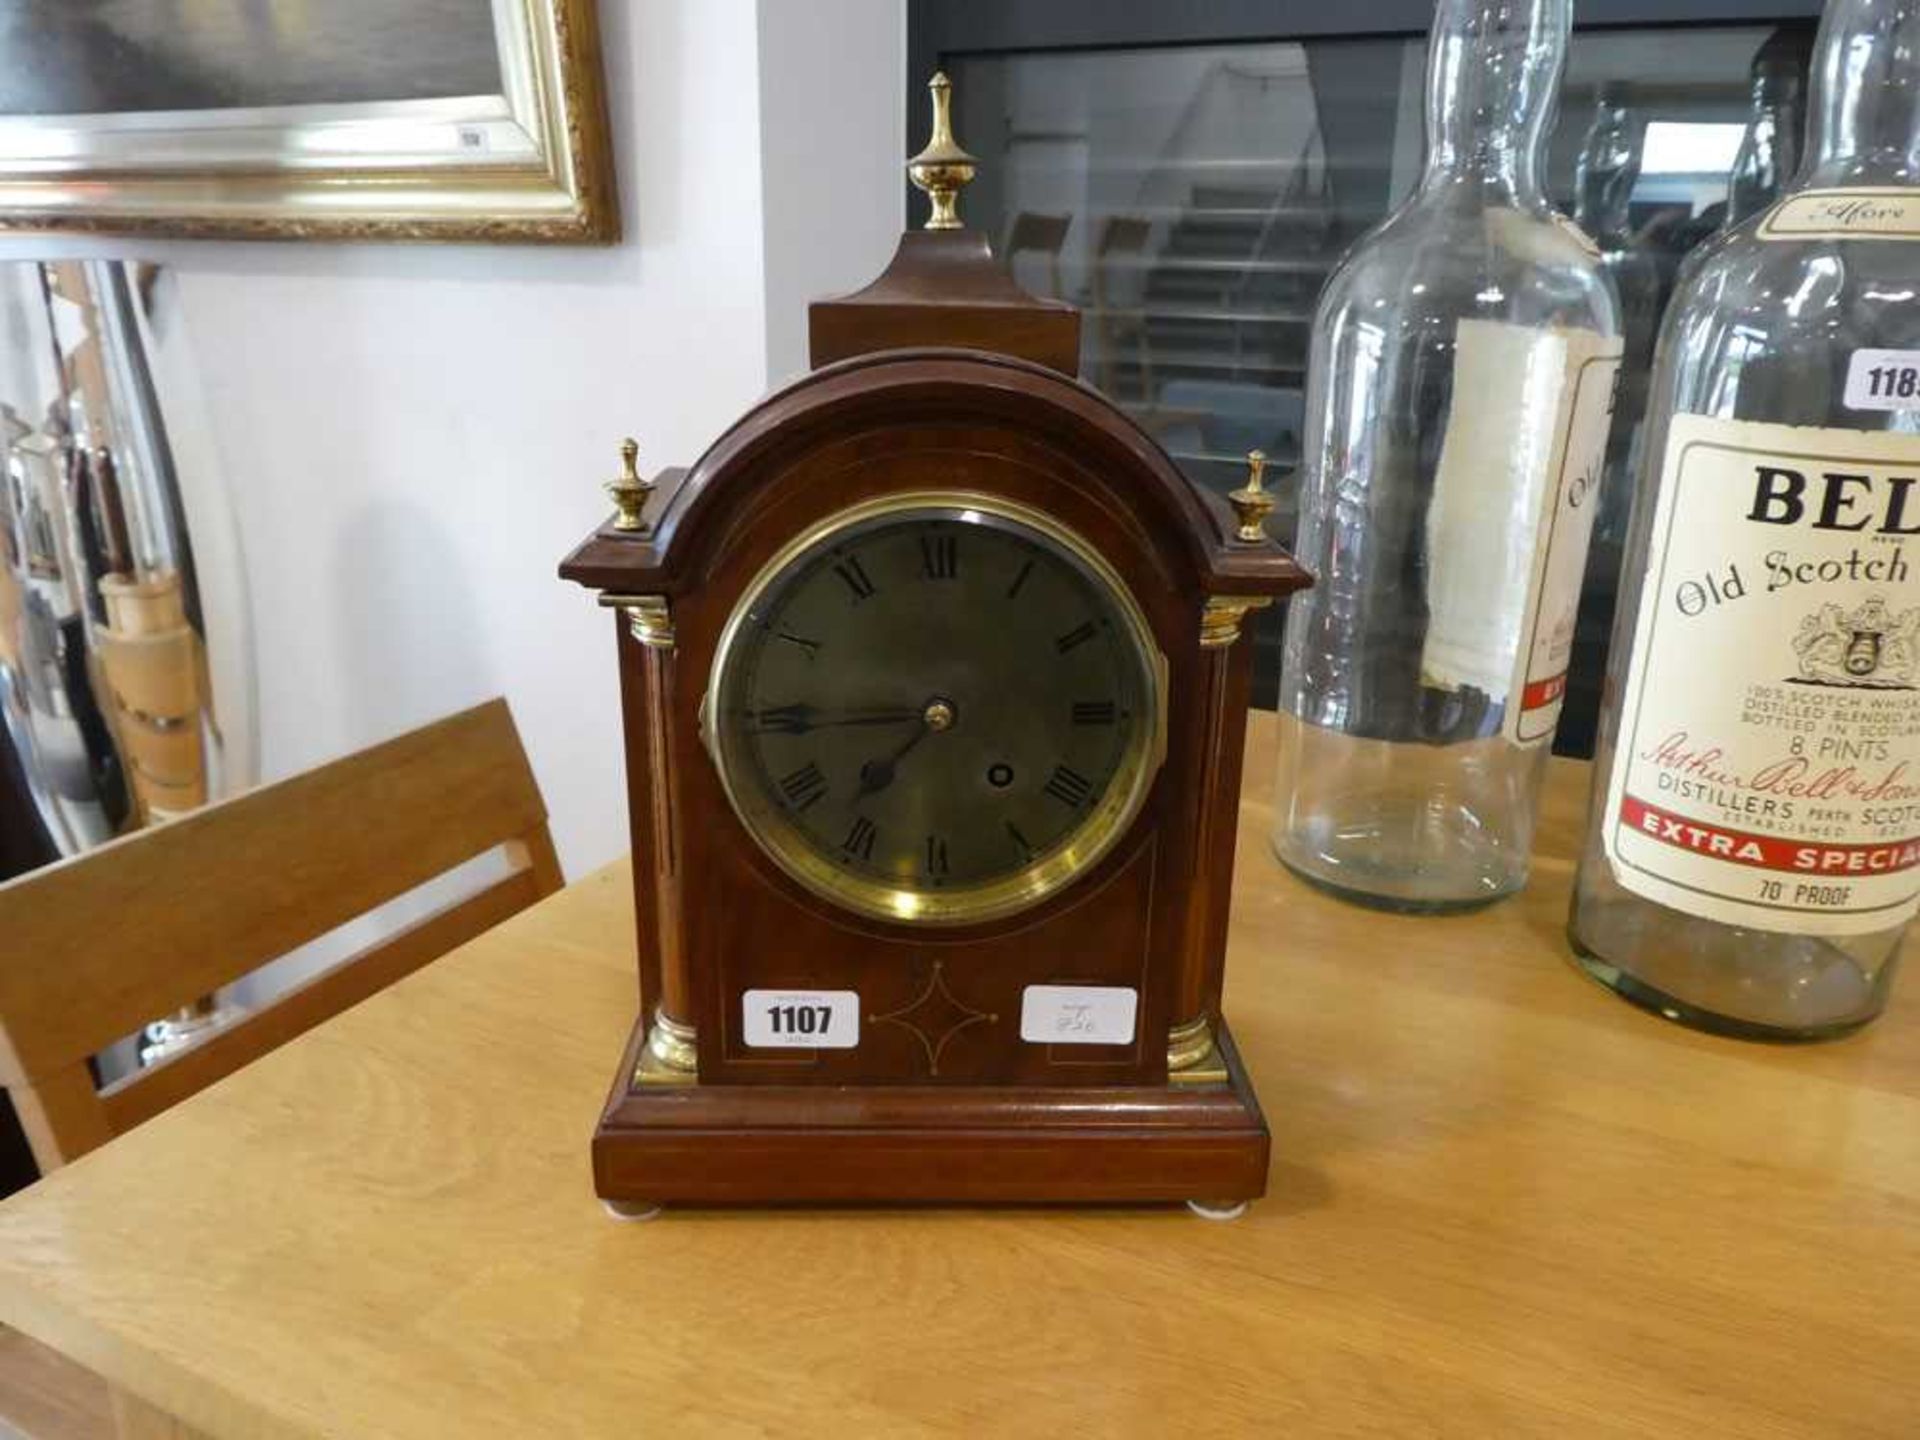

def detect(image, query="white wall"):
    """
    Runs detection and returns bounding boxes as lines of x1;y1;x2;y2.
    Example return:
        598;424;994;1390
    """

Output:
757;0;907;386
0;0;907;887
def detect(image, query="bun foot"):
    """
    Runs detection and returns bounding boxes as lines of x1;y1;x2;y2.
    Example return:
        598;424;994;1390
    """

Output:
601;1199;663;1222
1186;1199;1249;1222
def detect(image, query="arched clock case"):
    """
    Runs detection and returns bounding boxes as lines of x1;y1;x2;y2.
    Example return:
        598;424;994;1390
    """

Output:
562;345;1307;1209
560;83;1308;1207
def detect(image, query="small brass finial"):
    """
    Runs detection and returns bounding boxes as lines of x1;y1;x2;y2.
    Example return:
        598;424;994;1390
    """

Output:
605;437;652;534
1228;450;1276;544
907;72;977;232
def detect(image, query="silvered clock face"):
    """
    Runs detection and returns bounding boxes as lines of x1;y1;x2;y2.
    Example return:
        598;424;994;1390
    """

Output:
707;495;1161;925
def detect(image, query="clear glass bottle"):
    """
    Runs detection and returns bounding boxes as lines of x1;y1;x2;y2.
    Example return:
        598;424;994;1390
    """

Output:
1570;0;1920;1039
1565;84;1663;756
1273;0;1622;911
1726;29;1813;229
1574;85;1642;239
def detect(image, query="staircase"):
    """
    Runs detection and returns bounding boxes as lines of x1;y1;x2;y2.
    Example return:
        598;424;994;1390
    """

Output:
1037;70;1360;704
1142;184;1329;386
1084;166;1340;507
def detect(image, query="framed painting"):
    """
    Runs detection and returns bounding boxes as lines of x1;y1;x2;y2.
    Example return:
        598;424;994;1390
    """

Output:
0;0;617;244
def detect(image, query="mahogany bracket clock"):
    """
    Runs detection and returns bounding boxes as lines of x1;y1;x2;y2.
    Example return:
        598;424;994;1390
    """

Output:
560;75;1310;1212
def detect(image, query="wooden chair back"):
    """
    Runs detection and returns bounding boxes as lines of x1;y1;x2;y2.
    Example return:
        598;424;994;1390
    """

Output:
0;699;562;1173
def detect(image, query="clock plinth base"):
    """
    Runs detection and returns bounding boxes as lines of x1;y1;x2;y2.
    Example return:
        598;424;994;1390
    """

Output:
592;1017;1270;1208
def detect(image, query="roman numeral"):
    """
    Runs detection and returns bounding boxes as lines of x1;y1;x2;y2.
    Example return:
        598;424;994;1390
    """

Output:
1006;821;1034;860
1043;765;1095;808
920;534;958;581
1073;701;1117;727
1006;559;1034;599
755;704;811;736
833;555;877;603
842;815;877;862
925;835;950;876
1056;621;1097;654
776;630;821;659
778;762;828;812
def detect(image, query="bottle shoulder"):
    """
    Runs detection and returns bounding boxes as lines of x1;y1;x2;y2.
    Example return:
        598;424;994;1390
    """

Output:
1318;198;1619;339
1642;228;1920;431
1669;229;1920;339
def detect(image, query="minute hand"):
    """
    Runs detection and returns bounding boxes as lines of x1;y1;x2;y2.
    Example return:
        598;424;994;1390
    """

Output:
746;704;925;736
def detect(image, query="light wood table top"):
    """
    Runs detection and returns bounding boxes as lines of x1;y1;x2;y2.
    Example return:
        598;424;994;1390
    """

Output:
3;715;1918;1439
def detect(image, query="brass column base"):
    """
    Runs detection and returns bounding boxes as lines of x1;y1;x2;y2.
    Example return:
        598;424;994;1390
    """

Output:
1167;1016;1229;1086
633;1008;697;1087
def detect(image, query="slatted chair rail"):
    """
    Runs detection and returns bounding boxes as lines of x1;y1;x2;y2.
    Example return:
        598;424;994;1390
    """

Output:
0;700;559;1106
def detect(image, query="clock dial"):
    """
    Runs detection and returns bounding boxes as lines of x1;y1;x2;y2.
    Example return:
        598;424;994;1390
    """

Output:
708;495;1161;925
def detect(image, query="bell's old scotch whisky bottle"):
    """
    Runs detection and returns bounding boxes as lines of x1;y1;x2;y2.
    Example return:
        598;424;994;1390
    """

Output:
1571;0;1920;1039
1274;0;1622;911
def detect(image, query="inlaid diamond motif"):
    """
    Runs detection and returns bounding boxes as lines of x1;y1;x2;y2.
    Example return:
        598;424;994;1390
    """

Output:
870;961;996;1077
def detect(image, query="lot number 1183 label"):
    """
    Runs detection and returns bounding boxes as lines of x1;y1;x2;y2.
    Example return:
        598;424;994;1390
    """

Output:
1846;350;1920;413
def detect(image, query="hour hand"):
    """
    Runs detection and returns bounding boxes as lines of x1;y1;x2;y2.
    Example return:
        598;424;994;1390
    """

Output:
853;698;953;798
746;703;925;736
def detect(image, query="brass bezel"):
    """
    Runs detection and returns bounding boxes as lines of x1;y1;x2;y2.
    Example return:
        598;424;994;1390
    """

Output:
707;491;1167;928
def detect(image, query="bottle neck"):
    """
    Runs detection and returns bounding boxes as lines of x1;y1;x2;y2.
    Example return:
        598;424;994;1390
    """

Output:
1752;68;1804;120
1800;0;1920;188
1574;94;1639;236
1727;75;1805;224
1420;0;1570;200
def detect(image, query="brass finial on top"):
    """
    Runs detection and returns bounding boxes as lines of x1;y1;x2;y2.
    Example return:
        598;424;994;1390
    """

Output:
907;72;977;232
1228;450;1276;544
605;437;652;534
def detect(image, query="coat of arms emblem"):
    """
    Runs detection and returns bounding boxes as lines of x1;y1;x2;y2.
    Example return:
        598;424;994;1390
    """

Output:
1792;596;1920;688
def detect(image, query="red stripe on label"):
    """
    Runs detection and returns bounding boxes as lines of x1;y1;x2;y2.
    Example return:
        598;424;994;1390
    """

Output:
1521;672;1568;712
1619;795;1920;876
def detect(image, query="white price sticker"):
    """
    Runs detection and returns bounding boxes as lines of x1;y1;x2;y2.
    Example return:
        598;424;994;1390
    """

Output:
1019;986;1138;1046
1845;350;1920;412
742;990;859;1049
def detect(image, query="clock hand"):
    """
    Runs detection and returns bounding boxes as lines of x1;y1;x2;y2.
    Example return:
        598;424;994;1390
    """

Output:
856;726;930;799
854;698;956;799
747;703;926;736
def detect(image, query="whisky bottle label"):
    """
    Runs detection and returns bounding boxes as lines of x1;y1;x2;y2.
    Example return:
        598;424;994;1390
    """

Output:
1511;336;1622;744
1758;189;1920;242
1602;415;1920;935
1422;320;1622;745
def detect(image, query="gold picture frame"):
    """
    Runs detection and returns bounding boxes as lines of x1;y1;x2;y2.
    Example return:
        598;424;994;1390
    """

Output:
0;0;617;244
